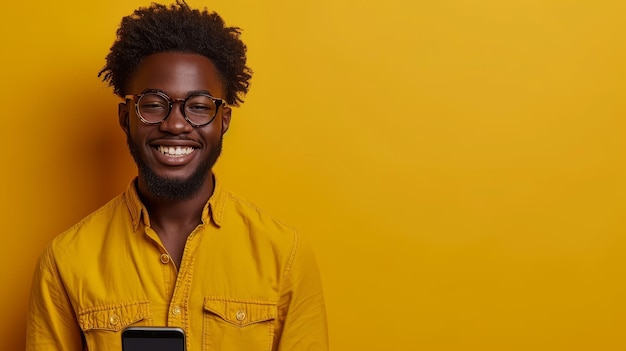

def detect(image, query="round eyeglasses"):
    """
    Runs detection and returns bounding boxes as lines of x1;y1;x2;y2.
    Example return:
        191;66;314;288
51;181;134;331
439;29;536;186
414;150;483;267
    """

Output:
125;91;226;127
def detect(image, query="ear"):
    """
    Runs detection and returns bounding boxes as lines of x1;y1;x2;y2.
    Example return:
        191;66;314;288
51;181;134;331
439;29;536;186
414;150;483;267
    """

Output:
221;105;232;135
118;102;130;134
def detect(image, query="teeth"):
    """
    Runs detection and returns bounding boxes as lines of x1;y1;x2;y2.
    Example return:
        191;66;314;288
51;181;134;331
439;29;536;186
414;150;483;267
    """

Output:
158;146;194;157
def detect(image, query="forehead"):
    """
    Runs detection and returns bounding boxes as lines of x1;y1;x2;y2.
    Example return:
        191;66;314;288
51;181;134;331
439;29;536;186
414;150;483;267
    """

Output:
128;52;225;98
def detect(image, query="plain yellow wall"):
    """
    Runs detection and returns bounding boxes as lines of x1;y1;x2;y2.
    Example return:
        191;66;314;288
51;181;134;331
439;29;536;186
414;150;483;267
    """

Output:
1;0;625;350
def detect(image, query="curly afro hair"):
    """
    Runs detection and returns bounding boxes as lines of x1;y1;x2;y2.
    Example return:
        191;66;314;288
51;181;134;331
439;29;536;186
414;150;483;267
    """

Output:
98;0;252;106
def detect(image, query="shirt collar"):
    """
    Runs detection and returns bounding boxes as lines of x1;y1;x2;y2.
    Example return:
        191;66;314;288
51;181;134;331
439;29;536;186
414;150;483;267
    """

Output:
124;174;226;231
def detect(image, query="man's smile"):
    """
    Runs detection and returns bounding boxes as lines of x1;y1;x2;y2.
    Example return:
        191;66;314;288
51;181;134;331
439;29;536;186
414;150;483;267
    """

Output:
156;145;195;157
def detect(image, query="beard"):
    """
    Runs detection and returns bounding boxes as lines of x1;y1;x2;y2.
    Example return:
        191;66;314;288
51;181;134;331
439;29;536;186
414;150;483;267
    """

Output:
126;134;223;201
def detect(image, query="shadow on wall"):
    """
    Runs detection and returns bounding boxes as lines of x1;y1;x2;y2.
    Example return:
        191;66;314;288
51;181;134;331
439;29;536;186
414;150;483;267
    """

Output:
14;78;136;350
52;87;136;227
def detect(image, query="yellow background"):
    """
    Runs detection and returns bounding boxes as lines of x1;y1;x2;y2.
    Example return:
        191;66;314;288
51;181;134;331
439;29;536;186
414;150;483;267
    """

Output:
1;0;625;350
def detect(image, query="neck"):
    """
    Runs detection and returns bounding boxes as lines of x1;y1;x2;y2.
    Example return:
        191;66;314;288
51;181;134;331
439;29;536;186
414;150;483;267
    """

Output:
136;175;215;230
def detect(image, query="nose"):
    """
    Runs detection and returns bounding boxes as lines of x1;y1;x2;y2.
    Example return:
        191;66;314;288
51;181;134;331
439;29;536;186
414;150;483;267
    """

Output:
159;101;193;134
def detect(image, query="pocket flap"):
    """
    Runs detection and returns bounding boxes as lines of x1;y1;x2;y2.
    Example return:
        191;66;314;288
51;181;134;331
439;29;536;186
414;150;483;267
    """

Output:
203;298;277;327
78;301;151;332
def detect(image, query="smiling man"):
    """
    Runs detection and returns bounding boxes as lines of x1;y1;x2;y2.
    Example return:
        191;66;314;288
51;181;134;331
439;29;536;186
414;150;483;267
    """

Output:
26;2;328;351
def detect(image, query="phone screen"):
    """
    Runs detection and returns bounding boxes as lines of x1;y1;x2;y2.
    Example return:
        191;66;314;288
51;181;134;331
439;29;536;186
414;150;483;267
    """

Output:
122;327;185;351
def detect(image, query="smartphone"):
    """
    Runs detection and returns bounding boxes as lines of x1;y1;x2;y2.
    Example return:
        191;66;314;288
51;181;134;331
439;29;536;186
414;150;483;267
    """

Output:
122;327;186;351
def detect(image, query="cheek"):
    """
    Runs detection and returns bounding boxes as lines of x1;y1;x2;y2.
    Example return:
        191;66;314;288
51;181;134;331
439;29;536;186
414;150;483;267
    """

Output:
127;122;152;143
200;126;223;142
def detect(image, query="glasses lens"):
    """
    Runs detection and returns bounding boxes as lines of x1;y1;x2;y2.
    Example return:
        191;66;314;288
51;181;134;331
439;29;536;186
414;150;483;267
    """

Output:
137;93;169;123
184;95;218;125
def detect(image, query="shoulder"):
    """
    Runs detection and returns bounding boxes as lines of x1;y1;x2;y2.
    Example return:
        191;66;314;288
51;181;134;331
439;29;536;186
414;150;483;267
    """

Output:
226;190;294;226
218;188;299;247
49;193;128;258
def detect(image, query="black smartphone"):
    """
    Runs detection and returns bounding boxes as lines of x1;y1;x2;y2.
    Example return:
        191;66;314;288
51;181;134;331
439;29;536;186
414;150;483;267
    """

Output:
121;327;186;351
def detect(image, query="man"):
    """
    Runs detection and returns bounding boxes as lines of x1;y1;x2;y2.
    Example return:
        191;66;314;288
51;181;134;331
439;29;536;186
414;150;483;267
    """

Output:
26;2;328;350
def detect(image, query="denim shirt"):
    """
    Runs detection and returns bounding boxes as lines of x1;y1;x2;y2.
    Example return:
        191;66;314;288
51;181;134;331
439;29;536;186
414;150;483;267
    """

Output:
26;176;328;351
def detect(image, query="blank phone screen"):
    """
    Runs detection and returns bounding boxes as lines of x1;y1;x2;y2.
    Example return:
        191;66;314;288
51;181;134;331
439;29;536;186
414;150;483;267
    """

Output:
122;329;185;351
123;338;184;351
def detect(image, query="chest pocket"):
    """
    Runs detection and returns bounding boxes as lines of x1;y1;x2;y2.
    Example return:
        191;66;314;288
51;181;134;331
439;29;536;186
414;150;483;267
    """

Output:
78;301;152;351
203;297;277;351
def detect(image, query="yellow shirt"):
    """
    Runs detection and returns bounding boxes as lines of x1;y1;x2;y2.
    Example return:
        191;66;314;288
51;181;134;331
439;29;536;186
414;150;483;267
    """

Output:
26;177;328;351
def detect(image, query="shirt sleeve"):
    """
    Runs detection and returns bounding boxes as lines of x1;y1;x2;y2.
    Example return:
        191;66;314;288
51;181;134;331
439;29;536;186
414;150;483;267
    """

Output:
274;231;329;351
26;244;84;351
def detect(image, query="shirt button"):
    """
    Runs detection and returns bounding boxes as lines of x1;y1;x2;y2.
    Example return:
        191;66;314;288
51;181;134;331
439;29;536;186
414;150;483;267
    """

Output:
109;314;120;325
160;254;170;264
236;311;246;321
172;306;181;316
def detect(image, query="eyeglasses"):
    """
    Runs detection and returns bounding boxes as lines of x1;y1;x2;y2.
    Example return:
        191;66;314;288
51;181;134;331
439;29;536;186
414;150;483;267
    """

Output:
125;91;226;127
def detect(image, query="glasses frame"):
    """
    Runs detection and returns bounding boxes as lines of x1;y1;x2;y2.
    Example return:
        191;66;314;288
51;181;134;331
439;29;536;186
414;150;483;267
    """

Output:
125;91;227;127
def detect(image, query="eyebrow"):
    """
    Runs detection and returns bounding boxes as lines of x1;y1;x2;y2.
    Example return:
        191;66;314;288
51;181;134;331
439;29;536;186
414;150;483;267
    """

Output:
139;88;216;97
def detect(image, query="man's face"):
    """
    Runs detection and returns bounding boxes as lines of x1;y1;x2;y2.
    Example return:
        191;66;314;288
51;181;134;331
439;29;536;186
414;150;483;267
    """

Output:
119;52;231;200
